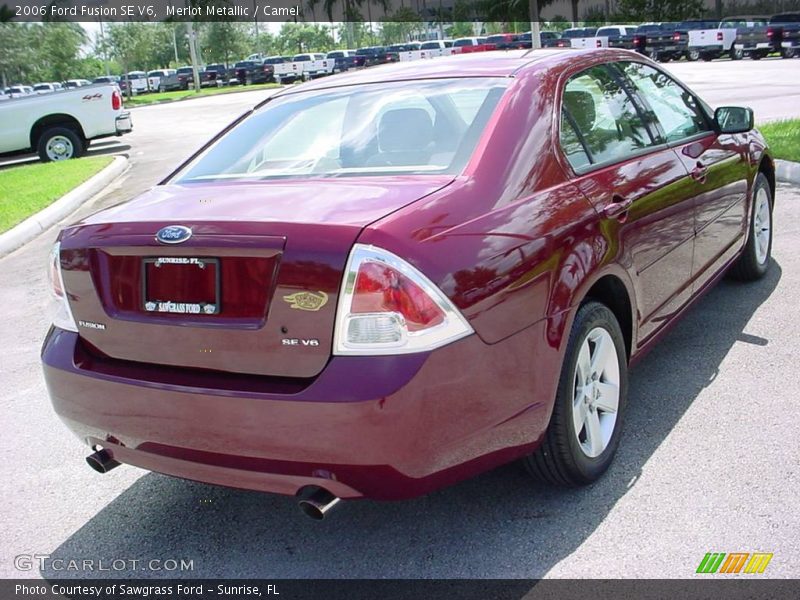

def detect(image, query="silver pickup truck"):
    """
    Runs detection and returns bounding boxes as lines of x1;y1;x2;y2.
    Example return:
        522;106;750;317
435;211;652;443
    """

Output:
0;83;132;162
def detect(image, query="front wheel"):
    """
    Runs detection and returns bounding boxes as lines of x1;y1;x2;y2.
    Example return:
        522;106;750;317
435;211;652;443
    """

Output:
37;126;84;162
524;302;628;486
729;172;773;281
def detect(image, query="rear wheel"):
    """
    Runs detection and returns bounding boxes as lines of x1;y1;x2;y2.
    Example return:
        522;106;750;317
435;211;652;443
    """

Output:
782;47;797;59
729;173;773;281
37;126;84;162
158;84;166;93
523;302;628;486
687;49;700;61
730;47;743;60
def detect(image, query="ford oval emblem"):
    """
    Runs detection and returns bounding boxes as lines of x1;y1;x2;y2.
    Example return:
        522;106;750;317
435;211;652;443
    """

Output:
155;225;192;245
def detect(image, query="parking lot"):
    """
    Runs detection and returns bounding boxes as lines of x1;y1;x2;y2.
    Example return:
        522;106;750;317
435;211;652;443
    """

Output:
1;57;799;579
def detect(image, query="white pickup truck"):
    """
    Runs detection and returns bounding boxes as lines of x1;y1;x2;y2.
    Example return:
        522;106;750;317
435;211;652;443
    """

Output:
273;54;335;83
688;18;765;60
0;83;132;162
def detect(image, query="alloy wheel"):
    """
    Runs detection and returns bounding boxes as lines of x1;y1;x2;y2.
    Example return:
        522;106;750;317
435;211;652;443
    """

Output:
572;327;620;458
753;187;771;265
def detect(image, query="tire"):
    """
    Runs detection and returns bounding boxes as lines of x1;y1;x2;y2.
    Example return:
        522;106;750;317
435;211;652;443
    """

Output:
657;53;672;63
729;172;773;281
687;49;700;61
782;47;797;59
37;126;84;162
730;47;743;60
523;301;628;486
158;85;165;93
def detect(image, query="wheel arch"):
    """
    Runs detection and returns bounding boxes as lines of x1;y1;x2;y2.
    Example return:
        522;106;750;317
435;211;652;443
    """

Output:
30;114;86;149
580;273;635;360
758;153;776;203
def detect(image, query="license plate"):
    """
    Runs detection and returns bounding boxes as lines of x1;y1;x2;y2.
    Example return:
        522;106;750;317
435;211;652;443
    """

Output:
142;257;220;315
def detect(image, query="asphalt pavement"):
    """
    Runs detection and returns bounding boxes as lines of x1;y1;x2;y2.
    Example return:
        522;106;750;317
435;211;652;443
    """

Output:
1;58;799;580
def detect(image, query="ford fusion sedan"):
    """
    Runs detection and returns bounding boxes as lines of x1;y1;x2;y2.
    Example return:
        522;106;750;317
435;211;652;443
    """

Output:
42;49;775;519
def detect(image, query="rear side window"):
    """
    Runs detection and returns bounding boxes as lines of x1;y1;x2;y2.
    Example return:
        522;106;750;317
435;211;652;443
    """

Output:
559;65;655;170
617;62;710;143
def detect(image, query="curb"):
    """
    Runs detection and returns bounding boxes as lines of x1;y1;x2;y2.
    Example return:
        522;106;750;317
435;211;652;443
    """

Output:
0;155;128;258
776;160;800;185
126;84;284;109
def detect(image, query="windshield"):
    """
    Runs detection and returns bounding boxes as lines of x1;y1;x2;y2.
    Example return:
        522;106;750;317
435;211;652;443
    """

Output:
174;78;508;183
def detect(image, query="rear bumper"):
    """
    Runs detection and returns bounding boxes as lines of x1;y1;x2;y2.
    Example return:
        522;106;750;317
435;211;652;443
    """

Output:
42;324;555;500
115;112;132;135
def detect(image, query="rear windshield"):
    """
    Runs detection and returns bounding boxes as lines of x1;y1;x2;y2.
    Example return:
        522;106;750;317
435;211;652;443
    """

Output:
174;78;508;182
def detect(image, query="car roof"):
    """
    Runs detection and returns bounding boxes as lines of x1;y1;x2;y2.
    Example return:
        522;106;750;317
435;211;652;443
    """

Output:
273;48;589;96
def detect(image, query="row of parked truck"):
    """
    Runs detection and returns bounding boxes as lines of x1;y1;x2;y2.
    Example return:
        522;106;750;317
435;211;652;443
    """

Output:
5;14;797;100
559;14;800;61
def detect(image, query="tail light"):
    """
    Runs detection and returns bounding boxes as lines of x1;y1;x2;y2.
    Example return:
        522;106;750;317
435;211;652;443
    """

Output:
673;32;681;42
716;32;724;41
333;245;473;355
48;242;78;332
111;89;121;110
767;27;774;38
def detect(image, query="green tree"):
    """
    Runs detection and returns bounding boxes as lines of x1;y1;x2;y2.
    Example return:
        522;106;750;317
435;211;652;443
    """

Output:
276;22;335;55
616;0;704;21
379;7;423;44
202;22;249;65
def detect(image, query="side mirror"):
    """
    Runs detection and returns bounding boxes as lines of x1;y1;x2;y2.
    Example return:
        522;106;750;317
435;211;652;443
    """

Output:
714;106;754;134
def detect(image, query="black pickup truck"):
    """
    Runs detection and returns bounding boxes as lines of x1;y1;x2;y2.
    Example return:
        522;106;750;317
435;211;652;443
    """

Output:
354;46;393;67
734;12;800;59
203;64;228;86
229;60;276;85
632;23;678;59
326;50;365;72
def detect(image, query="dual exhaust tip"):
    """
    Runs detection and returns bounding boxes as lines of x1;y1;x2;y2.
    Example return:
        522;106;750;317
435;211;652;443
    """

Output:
297;486;341;520
86;448;120;474
86;450;341;520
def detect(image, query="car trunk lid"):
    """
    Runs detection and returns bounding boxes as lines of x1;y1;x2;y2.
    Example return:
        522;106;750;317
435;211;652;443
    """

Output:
58;178;452;378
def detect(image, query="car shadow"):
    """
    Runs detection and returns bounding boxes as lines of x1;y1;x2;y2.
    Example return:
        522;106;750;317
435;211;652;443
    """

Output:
41;263;781;579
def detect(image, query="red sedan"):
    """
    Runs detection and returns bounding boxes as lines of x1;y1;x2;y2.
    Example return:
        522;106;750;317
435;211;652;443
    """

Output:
42;49;775;519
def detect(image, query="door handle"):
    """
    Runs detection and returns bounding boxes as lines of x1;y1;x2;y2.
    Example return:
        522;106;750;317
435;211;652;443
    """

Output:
603;196;633;219
691;162;708;182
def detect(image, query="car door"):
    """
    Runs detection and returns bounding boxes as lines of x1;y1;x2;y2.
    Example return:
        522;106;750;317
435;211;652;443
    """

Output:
616;61;750;293
558;64;697;342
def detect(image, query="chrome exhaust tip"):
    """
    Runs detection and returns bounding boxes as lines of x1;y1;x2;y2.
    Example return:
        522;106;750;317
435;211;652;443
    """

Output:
297;487;341;520
86;448;120;474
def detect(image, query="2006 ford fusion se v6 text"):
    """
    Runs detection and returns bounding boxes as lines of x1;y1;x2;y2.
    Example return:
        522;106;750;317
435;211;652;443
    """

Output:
41;48;775;519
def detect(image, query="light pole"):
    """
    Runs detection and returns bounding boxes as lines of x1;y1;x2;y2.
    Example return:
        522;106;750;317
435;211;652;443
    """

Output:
530;0;542;49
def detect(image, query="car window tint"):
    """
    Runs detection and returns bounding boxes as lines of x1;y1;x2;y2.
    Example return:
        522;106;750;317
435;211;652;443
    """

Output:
559;112;591;171
618;62;710;143
562;66;654;167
